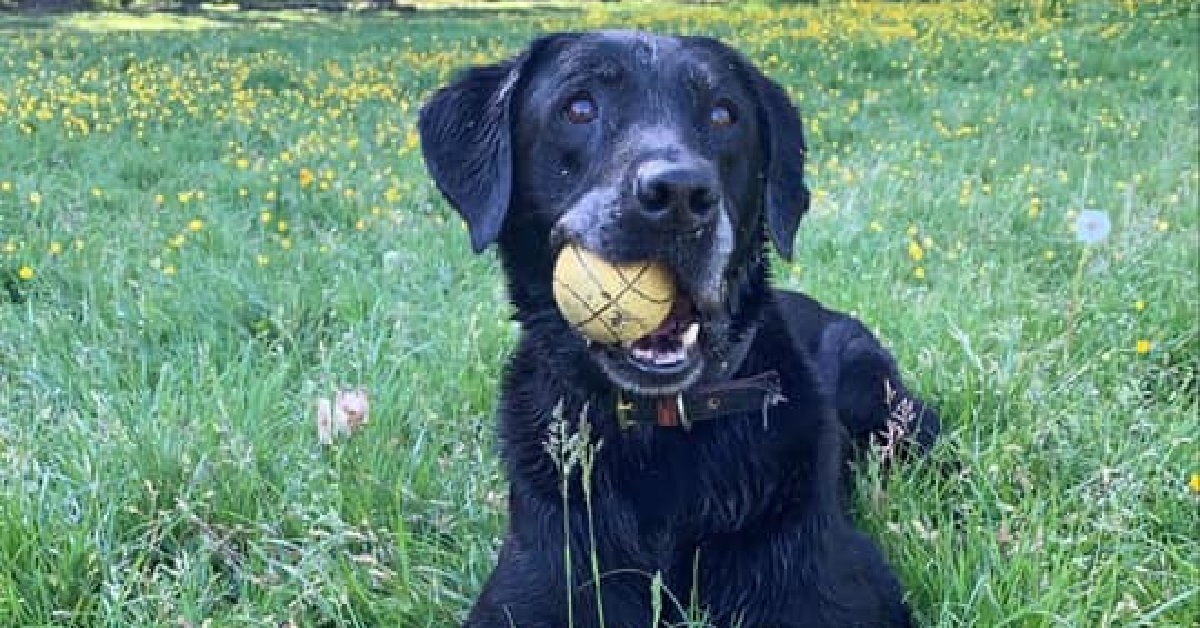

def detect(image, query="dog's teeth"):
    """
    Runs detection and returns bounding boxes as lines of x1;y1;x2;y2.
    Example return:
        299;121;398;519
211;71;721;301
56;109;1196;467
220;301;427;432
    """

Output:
654;348;684;365
681;322;700;349
630;344;688;367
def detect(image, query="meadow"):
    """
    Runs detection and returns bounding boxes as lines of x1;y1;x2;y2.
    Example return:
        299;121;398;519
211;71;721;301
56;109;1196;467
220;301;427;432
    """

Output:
0;1;1197;626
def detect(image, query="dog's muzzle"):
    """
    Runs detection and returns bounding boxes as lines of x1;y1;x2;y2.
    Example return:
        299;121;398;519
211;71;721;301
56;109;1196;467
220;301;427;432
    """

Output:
550;156;737;395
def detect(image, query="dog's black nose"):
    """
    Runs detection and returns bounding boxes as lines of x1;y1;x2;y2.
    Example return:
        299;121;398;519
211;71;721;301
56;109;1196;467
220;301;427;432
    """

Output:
634;160;720;228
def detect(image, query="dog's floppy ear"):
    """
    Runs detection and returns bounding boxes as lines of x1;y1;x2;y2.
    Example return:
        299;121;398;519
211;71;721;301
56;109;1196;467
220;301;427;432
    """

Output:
419;34;576;253
750;71;812;261
418;57;523;253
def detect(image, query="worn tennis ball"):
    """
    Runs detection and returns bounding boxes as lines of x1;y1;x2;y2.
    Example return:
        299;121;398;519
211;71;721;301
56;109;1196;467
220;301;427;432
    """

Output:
552;244;675;346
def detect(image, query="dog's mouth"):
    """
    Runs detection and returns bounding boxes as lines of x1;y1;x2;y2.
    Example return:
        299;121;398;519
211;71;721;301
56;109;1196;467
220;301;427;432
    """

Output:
588;292;709;395
625;295;701;371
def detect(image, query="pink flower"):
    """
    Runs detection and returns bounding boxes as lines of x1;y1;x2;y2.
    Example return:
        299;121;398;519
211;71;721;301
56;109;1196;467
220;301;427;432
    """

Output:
337;389;370;430
316;388;371;445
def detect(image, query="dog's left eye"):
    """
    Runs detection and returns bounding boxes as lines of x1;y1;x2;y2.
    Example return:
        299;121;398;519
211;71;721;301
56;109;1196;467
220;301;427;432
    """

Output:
565;94;598;124
710;100;737;128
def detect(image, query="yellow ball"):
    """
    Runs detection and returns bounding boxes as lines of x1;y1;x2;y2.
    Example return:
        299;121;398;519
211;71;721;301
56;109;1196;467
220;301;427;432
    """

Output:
552;244;675;346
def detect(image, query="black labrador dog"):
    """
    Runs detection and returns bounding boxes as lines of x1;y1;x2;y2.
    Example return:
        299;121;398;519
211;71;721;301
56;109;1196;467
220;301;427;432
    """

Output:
420;30;939;628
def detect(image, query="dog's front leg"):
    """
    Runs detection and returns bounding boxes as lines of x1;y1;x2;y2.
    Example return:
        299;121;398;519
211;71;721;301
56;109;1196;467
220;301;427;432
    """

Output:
676;523;915;628
464;493;656;628
464;534;565;628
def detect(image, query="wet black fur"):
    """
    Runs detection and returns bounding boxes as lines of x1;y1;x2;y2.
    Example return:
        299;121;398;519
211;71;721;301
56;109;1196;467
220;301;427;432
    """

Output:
420;31;939;628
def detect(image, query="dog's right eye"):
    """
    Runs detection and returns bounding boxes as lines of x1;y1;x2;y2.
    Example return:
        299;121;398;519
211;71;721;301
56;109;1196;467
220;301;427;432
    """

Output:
710;100;737;128
564;94;598;124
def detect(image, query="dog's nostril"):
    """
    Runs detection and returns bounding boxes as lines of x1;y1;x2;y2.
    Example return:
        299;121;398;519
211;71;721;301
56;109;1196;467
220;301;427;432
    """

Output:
638;180;673;213
689;188;719;215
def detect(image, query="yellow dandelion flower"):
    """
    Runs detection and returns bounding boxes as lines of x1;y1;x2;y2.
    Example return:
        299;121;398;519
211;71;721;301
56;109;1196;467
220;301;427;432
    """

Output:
235;158;250;170
277;220;288;233
914;266;926;280
906;224;919;237
48;241;63;255
1043;249;1056;261
299;168;315;189
91;187;103;198
187;219;205;233
1190;473;1200;494
265;190;277;202
29;191;42;206
3;241;16;254
1136;339;1152;355
0;181;11;192
260;210;273;224
257;254;270;267
17;265;34;280
1156;220;1169;232
356;219;367;231
163;264;177;276
1135;300;1146;312
169;234;186;248
280;237;292;250
869;220;883;233
154;194;165;206
908;241;925;263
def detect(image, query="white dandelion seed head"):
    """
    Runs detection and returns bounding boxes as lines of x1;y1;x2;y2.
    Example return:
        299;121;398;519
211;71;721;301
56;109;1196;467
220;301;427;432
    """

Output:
1075;209;1111;245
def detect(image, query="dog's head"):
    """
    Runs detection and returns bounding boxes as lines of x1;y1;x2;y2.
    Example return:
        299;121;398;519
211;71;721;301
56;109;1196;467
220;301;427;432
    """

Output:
420;31;810;395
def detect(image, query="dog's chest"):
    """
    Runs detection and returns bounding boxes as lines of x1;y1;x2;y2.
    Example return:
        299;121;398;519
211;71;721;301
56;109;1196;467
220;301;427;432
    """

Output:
609;420;791;534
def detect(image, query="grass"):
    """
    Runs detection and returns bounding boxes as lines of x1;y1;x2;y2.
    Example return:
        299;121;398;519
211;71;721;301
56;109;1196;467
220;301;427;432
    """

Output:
0;1;1197;626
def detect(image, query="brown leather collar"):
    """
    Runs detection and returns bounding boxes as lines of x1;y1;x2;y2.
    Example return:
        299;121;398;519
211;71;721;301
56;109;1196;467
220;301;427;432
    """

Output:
615;371;786;430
